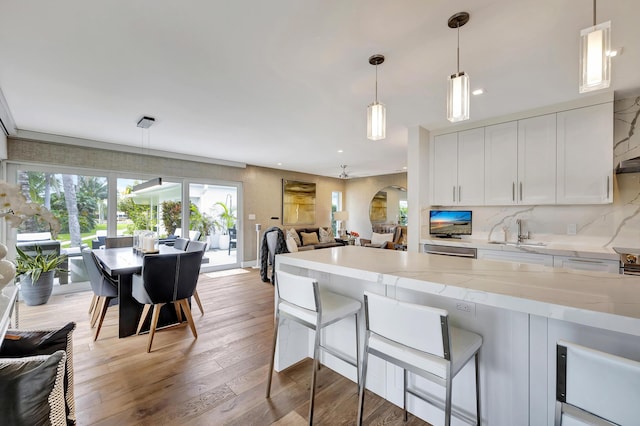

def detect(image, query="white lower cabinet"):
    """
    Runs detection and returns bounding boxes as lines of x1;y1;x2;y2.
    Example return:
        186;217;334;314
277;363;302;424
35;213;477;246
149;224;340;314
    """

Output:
476;249;619;273
477;249;554;266
553;256;620;273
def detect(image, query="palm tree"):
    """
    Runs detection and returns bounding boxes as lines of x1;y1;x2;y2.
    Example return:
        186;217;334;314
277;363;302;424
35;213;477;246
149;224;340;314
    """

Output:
62;175;81;247
78;176;108;222
213;201;236;234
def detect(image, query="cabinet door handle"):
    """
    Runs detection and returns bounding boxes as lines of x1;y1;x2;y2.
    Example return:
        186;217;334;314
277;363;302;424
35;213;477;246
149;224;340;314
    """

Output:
453;186;456;203
568;258;604;264
512;182;515;202
520;182;523;201
606;176;610;199
458;186;462;203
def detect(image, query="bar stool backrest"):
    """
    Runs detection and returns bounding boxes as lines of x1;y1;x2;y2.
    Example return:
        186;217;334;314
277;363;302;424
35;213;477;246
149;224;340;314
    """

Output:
365;291;449;358
276;271;318;312
556;340;640;425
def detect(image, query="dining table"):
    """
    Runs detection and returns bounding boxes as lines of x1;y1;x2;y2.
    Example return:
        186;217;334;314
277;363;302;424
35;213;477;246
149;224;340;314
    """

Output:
92;245;185;338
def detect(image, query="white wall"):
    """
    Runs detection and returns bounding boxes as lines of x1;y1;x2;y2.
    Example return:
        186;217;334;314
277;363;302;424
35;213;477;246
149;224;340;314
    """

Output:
344;173;407;240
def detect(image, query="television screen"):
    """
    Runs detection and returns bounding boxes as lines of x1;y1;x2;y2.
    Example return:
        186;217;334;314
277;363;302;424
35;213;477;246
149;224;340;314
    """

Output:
429;210;472;236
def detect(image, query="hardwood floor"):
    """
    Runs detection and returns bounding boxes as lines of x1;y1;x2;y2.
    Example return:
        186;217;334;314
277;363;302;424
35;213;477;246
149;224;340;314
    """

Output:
17;268;429;425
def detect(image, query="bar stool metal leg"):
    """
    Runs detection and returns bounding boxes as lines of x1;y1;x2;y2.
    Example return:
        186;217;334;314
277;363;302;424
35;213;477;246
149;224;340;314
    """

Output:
403;369;408;422
475;352;481;425
445;369;453;426
308;323;322;425
356;334;370;426
355;312;360;392
265;311;280;398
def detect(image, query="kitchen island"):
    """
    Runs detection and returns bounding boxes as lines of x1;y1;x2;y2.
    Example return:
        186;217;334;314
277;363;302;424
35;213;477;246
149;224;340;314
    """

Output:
274;246;640;426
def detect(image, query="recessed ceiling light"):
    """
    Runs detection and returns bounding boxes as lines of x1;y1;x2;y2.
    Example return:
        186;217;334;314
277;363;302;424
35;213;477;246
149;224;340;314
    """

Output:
472;89;484;96
337;149;343;153
277;162;282;166
403;166;407;170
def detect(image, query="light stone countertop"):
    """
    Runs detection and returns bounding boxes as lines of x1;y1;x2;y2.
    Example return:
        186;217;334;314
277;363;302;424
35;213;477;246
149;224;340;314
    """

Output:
420;237;622;261
276;246;640;336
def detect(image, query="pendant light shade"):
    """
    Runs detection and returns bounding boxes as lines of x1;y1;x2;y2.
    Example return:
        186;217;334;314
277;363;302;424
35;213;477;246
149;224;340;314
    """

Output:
367;54;386;141
447;72;469;123
367;102;386;140
579;13;611;93
447;12;470;123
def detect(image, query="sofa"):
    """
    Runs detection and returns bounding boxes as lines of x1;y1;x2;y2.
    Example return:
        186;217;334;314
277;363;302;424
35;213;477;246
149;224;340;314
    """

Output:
360;224;407;249
283;226;345;252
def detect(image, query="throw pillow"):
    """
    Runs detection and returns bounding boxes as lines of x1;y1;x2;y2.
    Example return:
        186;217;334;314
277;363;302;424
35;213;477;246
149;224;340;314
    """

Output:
1;322;76;424
285;237;298;253
0;351;67;426
300;231;320;246
286;228;301;247
319;227;335;243
370;232;394;245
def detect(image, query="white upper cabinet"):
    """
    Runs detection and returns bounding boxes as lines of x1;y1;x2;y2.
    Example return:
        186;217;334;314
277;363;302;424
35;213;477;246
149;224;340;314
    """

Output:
485;115;556;205
432;133;458;205
556;103;613;204
517;114;557;205
431;101;613;207
457;128;485;205
484;121;518;205
432;129;484;206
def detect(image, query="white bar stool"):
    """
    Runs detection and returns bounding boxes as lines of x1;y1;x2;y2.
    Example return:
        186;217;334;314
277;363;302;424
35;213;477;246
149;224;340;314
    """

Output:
266;270;361;425
357;291;482;426
555;340;640;426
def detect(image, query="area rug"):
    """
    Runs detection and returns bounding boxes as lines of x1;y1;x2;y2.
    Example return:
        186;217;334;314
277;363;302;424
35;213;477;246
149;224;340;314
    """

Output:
205;268;250;279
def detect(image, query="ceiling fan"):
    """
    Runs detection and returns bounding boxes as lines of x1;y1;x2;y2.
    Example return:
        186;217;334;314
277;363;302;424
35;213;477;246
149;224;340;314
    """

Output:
339;165;349;179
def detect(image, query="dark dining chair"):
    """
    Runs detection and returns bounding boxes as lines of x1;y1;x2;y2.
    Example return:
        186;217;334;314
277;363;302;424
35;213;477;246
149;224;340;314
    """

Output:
173;238;189;251
82;249;119;341
228;227;237;255
185;240;207;314
132;251;204;352
105;236;134;249
185;240;206;253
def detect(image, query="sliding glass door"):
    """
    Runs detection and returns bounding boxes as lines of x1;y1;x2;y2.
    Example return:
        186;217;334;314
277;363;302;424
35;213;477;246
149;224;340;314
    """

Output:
6;163;242;277
188;183;239;269
10;167;108;284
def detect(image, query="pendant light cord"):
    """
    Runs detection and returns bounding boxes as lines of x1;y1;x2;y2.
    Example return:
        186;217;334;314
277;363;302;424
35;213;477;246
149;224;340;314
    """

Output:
456;22;460;74
375;63;378;103
593;0;596;26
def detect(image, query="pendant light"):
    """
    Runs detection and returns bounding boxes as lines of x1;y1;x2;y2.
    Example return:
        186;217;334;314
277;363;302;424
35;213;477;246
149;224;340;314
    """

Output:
367;54;386;141
579;0;611;93
447;12;470;123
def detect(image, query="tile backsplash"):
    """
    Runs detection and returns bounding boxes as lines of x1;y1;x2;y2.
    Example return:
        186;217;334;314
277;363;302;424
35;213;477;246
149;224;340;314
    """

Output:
421;96;640;249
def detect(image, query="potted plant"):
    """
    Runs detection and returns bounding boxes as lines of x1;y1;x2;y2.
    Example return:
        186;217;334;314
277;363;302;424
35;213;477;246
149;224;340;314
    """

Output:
214;201;236;250
15;246;68;306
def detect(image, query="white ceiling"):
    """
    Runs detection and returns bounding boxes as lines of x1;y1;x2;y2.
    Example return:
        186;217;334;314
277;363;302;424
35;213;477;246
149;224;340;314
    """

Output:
0;1;638;178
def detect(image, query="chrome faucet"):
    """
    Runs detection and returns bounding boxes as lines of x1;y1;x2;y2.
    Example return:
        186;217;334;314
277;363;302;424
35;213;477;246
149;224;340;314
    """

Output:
516;219;530;243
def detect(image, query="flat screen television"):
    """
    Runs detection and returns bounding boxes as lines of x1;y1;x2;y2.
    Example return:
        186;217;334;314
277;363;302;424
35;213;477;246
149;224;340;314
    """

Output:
429;210;472;238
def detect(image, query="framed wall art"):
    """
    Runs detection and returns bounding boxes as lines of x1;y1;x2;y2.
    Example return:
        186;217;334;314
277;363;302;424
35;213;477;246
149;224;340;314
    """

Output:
282;179;316;225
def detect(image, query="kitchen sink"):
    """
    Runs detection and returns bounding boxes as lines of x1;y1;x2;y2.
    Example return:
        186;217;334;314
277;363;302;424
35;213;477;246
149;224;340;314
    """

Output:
487;241;547;247
507;241;547;247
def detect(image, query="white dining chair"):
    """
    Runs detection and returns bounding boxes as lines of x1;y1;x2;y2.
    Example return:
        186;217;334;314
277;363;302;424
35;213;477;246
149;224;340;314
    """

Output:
266;270;361;425
357;291;482;426
555;340;640;426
